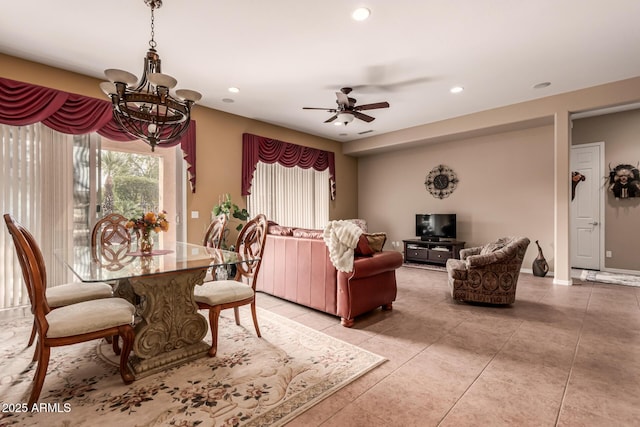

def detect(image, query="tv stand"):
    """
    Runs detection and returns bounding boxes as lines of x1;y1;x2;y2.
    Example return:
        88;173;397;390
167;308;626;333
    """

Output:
403;239;465;266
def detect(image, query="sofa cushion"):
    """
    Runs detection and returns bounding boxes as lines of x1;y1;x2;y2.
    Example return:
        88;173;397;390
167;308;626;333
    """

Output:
354;234;375;257
292;228;324;239
364;232;387;252
268;224;294;236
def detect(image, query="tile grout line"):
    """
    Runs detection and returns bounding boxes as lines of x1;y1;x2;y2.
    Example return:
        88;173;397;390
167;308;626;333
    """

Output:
553;284;593;426
435;316;526;426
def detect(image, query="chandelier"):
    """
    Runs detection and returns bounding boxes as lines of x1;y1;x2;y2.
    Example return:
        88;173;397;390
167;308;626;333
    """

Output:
100;0;201;151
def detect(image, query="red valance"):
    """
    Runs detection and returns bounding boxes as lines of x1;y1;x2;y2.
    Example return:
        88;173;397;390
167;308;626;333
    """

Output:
242;133;336;200
0;77;197;192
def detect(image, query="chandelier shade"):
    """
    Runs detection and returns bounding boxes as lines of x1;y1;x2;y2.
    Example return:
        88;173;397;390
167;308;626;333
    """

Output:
101;0;201;151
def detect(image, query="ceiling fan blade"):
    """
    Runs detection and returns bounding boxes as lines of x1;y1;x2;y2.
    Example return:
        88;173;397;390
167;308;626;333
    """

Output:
355;101;390;111
353;111;375;122
324;114;338;123
335;92;350;106
303;107;336;111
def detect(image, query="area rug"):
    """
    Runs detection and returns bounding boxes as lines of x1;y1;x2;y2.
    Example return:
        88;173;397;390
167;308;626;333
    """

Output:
0;308;385;426
580;270;640;287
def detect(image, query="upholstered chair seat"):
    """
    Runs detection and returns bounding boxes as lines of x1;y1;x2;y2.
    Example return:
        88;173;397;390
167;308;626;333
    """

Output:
46;282;113;308
446;236;530;304
194;280;255;306
45;298;135;338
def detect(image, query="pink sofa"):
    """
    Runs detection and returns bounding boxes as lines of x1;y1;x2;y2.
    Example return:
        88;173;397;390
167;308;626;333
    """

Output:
255;225;403;327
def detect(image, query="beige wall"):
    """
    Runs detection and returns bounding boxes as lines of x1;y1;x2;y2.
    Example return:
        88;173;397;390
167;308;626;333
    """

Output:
0;53;359;244
354;77;640;282
358;125;555;272
572;109;640;271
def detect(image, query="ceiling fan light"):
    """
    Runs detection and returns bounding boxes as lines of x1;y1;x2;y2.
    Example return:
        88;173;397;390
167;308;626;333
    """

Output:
336;112;354;125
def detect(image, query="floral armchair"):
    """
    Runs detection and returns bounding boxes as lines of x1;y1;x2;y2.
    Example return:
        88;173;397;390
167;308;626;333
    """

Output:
445;237;530;304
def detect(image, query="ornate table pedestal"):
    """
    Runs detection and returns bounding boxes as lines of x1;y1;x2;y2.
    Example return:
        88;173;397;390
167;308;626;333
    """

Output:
117;269;209;378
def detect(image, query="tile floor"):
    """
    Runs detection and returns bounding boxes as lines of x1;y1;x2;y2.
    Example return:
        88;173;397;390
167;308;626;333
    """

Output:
254;267;640;427
2;267;638;426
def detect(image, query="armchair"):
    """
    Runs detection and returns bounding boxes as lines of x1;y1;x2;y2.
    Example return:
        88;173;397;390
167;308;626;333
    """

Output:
446;237;530;304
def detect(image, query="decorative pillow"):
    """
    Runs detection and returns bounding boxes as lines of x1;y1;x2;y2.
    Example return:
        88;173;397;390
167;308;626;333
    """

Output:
480;237;509;255
364;232;387;252
268;224;294;236
292;228;324;239
354;234;375;257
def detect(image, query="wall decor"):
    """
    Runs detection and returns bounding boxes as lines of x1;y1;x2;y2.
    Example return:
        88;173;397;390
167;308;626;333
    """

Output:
607;163;640;199
425;165;458;199
571;171;586;201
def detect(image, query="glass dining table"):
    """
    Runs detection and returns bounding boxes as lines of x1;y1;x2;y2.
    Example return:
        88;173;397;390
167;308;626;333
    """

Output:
56;241;258;378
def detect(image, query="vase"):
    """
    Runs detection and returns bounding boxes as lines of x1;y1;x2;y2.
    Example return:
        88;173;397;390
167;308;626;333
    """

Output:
532;240;549;277
139;230;154;255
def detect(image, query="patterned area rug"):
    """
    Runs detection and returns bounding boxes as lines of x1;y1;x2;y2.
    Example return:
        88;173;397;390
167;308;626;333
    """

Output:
0;309;385;426
580;270;640;287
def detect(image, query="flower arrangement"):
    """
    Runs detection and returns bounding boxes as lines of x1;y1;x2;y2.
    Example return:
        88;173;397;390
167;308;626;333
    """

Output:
126;210;170;234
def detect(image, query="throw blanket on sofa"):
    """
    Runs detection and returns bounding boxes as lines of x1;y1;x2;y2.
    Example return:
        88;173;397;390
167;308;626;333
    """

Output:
323;220;363;273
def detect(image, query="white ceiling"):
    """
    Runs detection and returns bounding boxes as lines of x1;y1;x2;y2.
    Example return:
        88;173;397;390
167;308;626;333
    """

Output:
2;0;640;142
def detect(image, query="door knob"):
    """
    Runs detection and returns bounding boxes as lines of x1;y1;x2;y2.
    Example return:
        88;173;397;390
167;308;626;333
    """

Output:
588;221;599;226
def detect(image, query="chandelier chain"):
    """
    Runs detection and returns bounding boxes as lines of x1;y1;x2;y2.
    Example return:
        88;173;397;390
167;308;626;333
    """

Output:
149;8;156;49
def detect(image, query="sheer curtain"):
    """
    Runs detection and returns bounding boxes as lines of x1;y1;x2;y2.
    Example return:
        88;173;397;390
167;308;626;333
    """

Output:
247;161;329;229
0;123;74;309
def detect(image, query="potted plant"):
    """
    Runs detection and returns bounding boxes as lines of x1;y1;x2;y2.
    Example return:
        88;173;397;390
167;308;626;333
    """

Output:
212;193;250;250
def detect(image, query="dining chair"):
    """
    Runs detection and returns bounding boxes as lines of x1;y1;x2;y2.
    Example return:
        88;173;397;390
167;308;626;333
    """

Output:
202;213;228;282
194;213;268;357
203;213;227;249
16;215;116;349
91;212;136;269
3;214;136;406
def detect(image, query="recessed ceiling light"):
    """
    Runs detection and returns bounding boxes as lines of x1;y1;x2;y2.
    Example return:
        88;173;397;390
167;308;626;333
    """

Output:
228;87;240;93
222;98;235;103
352;7;370;21
533;82;551;89
450;86;464;94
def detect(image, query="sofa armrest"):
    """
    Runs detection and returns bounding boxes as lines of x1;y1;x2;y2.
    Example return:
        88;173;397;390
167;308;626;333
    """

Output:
460;246;482;260
345;251;403;279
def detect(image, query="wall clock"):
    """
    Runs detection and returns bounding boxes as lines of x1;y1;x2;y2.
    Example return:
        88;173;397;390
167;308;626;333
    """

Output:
425;165;458;199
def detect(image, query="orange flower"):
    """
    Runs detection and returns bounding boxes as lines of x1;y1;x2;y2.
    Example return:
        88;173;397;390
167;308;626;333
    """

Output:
127;210;169;234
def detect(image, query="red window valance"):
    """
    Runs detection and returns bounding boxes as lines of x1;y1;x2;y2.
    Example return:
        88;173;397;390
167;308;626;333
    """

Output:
0;77;197;192
242;133;336;200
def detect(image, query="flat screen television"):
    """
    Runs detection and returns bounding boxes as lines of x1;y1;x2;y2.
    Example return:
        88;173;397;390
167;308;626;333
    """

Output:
415;214;456;241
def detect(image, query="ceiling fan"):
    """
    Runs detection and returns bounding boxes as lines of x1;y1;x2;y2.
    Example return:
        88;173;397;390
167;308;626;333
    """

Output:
303;87;390;125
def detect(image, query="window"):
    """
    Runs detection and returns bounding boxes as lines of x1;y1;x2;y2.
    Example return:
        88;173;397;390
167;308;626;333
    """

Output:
0;124;186;310
247;162;329;229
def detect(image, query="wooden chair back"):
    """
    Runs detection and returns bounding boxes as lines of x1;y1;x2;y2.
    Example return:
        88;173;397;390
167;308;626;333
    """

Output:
233;214;267;287
203;213;227;249
91;213;134;268
4;214;52;335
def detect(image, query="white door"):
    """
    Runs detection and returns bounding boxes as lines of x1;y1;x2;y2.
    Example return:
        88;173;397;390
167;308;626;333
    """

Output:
570;143;603;270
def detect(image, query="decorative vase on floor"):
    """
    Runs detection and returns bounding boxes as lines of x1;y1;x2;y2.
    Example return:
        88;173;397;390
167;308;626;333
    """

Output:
139;230;154;255
532;240;549;277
